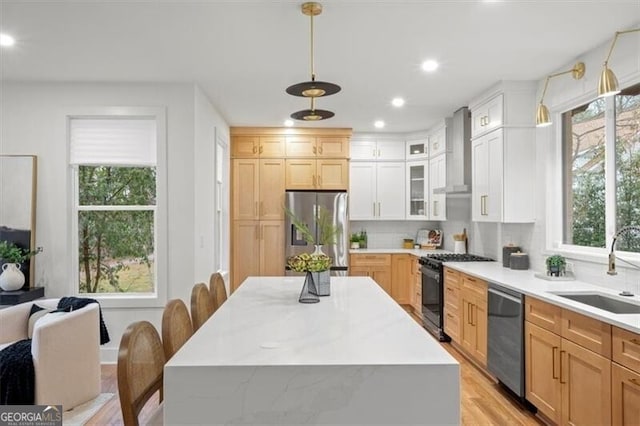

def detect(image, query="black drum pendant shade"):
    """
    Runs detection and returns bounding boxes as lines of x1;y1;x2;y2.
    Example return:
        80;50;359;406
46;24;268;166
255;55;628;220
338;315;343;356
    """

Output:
287;2;339;121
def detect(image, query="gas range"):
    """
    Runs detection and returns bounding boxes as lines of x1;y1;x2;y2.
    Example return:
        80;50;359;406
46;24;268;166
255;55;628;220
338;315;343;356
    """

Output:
419;253;494;270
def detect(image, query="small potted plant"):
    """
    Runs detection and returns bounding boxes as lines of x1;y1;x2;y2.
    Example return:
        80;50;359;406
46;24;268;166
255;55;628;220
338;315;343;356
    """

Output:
546;255;566;277
350;234;361;249
0;241;41;291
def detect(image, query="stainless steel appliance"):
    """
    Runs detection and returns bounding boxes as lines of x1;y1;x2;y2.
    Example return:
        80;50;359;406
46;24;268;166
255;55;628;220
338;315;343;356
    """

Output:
284;191;348;276
487;283;525;398
419;253;494;341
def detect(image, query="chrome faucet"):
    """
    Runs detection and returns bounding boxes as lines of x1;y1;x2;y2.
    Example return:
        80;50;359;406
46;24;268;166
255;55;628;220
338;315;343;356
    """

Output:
608;225;640;296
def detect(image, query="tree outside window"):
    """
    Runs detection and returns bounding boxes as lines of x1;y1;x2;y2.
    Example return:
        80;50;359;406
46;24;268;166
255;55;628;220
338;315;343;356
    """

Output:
563;84;640;253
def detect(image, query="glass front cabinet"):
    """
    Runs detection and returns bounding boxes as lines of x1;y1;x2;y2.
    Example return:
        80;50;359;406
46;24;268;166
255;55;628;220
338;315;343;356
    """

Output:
406;160;429;220
406;139;428;160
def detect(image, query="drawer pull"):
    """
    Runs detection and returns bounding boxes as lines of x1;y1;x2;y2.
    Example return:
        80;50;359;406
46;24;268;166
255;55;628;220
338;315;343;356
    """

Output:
447;287;453;292
629;378;640;387
630;338;640;345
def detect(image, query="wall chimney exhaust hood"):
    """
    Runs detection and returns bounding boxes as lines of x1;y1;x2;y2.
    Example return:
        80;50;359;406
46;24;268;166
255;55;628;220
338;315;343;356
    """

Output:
434;106;471;195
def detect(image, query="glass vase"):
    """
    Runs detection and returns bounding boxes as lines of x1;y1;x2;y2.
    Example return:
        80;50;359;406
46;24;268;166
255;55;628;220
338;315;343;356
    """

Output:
299;271;320;304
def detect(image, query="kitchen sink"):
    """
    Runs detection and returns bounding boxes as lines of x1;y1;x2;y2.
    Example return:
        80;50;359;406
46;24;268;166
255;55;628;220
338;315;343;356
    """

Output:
551;292;640;314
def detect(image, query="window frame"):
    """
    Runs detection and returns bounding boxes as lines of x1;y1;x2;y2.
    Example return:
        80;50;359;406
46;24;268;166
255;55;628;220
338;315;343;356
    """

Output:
67;107;168;308
546;82;640;267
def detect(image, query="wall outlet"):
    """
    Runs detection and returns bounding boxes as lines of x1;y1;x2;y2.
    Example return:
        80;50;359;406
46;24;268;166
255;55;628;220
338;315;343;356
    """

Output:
565;261;574;273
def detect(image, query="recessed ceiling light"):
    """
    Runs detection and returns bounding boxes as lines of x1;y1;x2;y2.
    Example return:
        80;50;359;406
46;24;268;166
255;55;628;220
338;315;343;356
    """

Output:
421;60;439;72
0;33;15;47
391;97;405;107
284;119;294;127
374;120;385;129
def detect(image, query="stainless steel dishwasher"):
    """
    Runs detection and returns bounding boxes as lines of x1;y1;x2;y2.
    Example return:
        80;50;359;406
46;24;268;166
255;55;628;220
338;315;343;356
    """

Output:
487;282;524;398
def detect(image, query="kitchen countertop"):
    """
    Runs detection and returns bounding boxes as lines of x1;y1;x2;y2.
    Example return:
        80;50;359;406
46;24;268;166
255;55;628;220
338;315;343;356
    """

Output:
165;276;460;425
444;262;640;334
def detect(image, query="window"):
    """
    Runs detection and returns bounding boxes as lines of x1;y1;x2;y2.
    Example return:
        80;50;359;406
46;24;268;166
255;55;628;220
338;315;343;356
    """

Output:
70;114;164;298
562;84;640;253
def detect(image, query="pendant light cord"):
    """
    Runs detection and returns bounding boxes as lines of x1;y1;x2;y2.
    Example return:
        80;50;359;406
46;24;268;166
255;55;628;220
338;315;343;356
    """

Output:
310;11;315;82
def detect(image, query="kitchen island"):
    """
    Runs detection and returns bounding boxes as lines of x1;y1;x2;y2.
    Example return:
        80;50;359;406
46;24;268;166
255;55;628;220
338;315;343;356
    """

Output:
164;276;459;425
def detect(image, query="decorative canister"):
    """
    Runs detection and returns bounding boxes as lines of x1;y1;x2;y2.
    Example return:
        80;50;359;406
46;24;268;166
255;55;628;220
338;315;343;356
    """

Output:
502;245;521;267
510;252;530;270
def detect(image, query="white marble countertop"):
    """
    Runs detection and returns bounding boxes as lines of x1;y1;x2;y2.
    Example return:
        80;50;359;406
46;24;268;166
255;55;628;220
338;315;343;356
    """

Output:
349;248;450;257
444;262;640;334
169;276;457;367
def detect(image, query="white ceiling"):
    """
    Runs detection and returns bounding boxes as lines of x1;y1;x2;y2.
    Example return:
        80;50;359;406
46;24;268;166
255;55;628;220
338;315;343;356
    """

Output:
1;1;639;133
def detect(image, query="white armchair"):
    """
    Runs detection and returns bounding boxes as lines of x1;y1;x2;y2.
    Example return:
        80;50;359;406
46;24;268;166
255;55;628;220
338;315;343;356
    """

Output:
0;298;101;410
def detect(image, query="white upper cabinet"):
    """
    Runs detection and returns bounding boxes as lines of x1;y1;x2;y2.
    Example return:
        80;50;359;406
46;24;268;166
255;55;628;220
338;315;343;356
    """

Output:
471;94;503;138
350;162;405;220
470;81;536;223
351;138;405;161
429;154;447;221
429;126;447;157
406;139;428;160
406;160;428;220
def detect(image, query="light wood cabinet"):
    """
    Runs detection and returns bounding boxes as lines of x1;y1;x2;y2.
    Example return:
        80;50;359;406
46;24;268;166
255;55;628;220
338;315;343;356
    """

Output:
525;321;562;424
233;159;284;220
232;220;285;291
460;274;488;365
390;254;412;305
525;297;615;425
285;158;348;190
350;254;392;295
285;135;349;158
561;338;612;426
612;327;640;425
443;268;461;343
411;257;422;314
612;363;640;425
232;135;285;158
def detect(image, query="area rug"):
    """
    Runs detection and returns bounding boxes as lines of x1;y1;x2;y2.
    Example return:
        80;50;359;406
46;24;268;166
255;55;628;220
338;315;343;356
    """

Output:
63;393;114;426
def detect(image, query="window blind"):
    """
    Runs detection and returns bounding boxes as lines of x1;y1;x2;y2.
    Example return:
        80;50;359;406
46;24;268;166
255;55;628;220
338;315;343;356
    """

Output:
70;118;157;166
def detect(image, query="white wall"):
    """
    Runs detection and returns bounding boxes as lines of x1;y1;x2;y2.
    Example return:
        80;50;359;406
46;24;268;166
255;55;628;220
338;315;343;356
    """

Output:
0;82;229;361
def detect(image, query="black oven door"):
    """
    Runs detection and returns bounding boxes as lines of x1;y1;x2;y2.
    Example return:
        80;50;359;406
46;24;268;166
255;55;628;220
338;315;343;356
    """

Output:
421;265;442;333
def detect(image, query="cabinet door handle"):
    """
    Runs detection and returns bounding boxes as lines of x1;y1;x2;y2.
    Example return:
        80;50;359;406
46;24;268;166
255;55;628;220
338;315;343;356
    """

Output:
378;202;381;217
433;200;438;217
373;202;376;217
471;304;475;326
433;142;439;151
318;146;323;154
424;201;427;216
259;145;263;154
318;174;322;186
559;350;566;384
253;145;258;154
377;149;381;158
313;175;317;187
467;304;471;324
313;146;317;154
255;201;258;217
552;346;559;379
259;201;264;217
372;148;377;158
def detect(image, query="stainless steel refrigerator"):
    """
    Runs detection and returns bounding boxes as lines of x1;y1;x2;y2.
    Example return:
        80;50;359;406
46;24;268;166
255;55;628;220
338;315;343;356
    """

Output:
285;191;349;276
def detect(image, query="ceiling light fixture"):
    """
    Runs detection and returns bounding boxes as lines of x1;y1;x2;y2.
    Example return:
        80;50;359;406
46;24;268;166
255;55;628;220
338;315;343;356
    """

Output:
287;2;340;121
598;28;640;98
391;97;405;107
421;60;439;72
374;120;385;129
536;62;585;127
0;33;15;47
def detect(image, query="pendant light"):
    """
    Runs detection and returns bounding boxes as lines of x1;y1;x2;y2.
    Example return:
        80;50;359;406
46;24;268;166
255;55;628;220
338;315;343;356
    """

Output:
287;2;340;121
598;28;640;98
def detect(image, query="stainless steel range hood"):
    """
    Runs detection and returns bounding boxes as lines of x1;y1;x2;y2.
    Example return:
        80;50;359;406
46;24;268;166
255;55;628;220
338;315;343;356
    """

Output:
434;106;471;195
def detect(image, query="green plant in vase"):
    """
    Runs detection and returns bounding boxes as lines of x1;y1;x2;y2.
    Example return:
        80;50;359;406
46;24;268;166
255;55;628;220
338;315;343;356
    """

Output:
546;255;566;277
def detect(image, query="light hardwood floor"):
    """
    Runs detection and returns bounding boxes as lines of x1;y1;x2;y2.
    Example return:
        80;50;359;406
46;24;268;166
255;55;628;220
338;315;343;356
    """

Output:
88;341;543;425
